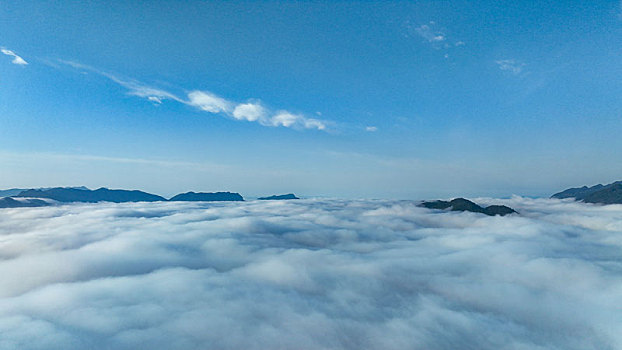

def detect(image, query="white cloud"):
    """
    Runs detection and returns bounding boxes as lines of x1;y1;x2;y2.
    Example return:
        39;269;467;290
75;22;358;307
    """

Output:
267;112;326;130
303;118;326;131
58;60;329;132
366;126;378;132
268;111;326;130
404;22;465;52
270;111;301;127
125;84;181;103
147;96;162;104
496;59;525;75
1;48;28;65
414;24;446;42
232;102;267;122
187;90;233;114
0;198;621;349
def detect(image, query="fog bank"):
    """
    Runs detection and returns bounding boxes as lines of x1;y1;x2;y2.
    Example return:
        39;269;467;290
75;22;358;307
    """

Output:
0;198;621;349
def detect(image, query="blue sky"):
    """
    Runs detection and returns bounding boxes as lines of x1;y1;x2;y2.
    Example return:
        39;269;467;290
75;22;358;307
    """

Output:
1;0;621;199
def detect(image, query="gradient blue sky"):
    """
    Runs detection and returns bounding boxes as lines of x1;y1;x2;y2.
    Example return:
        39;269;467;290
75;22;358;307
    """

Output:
1;1;621;199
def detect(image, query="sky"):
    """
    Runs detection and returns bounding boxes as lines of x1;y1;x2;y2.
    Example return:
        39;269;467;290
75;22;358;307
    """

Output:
1;0;621;199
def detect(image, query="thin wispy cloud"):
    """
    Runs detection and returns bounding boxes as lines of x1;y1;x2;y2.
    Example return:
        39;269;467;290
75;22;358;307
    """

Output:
269;111;327;130
365;126;378;132
1;48;28;65
414;24;446;43
0;150;231;177
495;59;525;75
58;60;329;131
403;21;465;57
59;60;183;104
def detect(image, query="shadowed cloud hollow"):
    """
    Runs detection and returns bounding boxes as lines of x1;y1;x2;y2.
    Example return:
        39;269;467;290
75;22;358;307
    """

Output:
0;198;621;349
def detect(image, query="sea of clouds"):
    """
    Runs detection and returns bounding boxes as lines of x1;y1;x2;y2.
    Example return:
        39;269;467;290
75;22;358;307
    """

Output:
0;197;621;350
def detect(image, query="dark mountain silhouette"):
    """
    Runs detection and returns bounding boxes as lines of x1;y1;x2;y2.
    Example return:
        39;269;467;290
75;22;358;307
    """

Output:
582;183;622;204
552;184;608;200
483;205;517;216
420;198;516;216
15;187;165;203
0;186;89;198
258;193;299;200
446;198;486;213
0;188;31;197
0;197;51;208
169;192;244;201
552;181;622;204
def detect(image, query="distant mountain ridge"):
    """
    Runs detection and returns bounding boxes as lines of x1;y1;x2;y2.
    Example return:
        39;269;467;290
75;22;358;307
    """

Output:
0;197;52;208
16;187;166;203
0;186;88;197
169;192;244;201
420;198;517;216
0;187;247;208
552;181;622;204
0;188;31;197
11;187;246;203
258;193;299;200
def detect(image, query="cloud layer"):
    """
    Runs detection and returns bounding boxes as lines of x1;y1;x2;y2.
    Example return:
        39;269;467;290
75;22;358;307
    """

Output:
60;61;327;131
0;198;621;349
1;48;28;65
